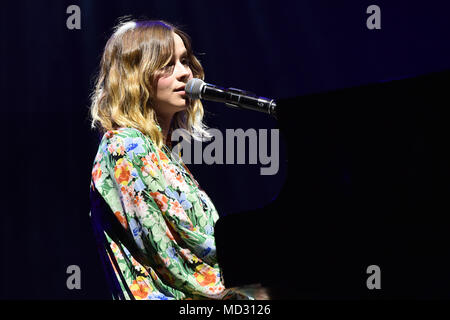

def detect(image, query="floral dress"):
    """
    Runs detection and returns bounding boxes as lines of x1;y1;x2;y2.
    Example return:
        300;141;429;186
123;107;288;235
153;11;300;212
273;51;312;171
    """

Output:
90;127;253;300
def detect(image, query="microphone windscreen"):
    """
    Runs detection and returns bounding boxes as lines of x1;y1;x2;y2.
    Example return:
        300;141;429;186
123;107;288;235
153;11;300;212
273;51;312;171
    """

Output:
185;78;204;99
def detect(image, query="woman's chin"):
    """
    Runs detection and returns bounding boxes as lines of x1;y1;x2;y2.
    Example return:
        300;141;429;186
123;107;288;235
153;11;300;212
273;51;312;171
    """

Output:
173;104;188;113
179;99;190;110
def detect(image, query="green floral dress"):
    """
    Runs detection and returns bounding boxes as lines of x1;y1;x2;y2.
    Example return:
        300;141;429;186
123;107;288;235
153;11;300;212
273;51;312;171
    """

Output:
90;127;253;300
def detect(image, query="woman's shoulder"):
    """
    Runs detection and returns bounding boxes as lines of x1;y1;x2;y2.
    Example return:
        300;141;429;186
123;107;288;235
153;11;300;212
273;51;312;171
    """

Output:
101;127;146;140
100;127;156;146
98;127;157;158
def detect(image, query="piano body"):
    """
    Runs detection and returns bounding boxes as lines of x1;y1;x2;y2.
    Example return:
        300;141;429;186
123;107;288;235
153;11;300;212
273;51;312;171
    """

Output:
214;69;450;299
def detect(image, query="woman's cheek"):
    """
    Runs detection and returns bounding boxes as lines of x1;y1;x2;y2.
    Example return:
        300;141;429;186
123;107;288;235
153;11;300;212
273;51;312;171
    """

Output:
156;77;172;98
157;77;170;89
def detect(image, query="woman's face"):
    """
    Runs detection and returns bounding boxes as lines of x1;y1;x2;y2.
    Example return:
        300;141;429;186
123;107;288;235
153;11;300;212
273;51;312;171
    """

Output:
154;32;193;118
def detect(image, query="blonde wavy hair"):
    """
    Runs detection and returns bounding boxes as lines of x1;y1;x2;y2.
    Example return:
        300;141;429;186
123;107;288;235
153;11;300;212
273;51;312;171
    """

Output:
90;18;210;148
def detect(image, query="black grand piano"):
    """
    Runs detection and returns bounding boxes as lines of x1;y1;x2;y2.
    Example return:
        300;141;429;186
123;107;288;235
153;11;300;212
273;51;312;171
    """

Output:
214;69;450;299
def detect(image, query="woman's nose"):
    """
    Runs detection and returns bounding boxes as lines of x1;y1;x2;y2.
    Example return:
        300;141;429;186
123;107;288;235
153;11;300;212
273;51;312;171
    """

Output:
176;62;191;80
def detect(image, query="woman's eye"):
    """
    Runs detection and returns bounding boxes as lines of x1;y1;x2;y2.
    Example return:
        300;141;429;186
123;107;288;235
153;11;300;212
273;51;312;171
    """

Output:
162;62;174;71
162;58;189;71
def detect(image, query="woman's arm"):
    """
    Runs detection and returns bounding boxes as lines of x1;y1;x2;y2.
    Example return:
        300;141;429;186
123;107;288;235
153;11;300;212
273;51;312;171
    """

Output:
93;128;239;299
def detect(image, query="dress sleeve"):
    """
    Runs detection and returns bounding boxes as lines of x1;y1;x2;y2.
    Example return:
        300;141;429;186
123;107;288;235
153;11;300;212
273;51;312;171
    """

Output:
93;129;245;299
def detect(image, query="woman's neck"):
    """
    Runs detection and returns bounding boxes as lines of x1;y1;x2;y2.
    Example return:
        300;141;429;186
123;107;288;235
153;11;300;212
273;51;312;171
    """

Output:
157;113;174;147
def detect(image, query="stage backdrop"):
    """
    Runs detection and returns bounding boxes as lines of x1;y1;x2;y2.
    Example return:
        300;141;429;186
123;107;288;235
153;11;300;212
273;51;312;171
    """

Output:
1;0;449;299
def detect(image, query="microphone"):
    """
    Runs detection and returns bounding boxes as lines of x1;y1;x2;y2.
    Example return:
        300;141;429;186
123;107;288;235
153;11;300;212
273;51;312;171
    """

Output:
185;78;277;118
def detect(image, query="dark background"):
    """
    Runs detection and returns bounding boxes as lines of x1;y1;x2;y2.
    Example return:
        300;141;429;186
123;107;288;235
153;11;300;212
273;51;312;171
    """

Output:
1;0;449;299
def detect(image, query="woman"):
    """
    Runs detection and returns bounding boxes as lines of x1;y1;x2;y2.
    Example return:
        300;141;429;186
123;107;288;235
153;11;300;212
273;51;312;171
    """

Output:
89;19;255;300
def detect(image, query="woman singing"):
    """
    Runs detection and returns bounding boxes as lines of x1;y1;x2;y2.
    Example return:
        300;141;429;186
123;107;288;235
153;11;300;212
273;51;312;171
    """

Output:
89;19;256;300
